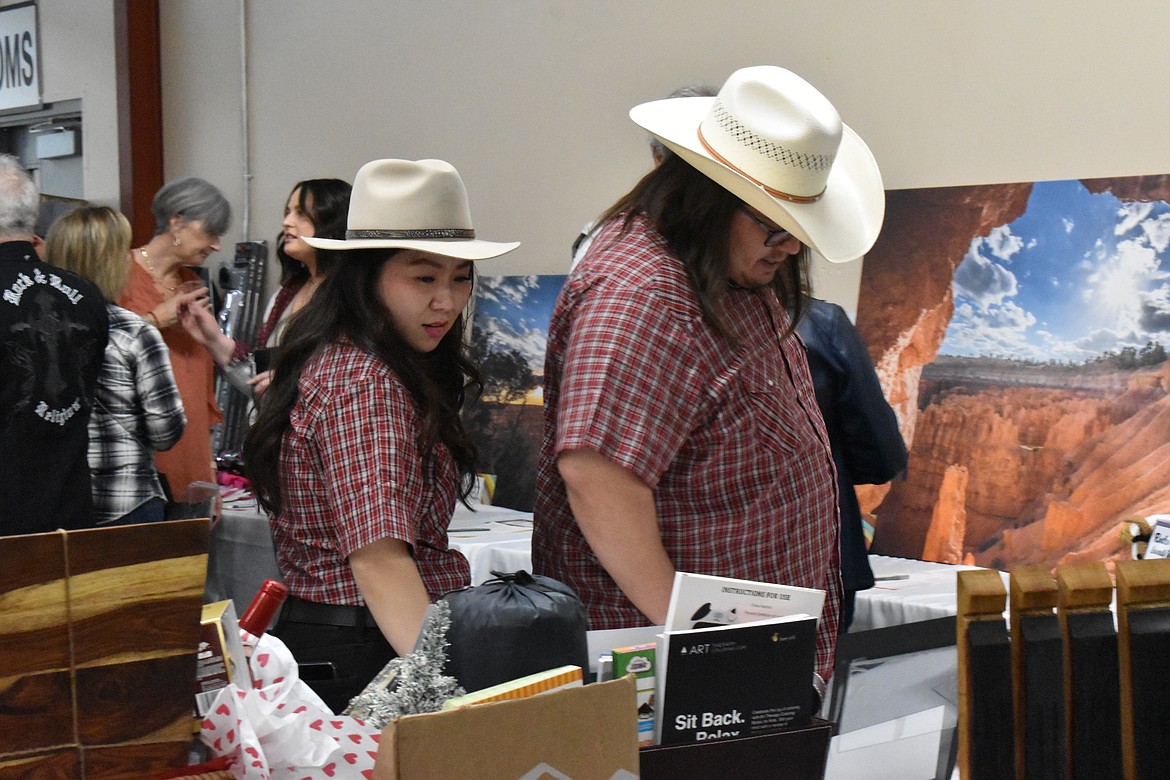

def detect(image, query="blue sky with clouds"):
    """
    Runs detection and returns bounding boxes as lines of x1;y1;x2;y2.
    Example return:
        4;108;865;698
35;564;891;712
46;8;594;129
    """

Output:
471;274;567;376
941;178;1170;361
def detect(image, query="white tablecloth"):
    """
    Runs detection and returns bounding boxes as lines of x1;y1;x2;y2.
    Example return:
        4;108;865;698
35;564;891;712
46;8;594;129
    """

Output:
848;555;1009;633
208;496;1003;637
447;503;536;584
205;496;281;609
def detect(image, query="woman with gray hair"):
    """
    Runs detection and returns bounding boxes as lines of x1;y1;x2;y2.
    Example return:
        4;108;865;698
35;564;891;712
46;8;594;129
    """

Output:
118;176;231;498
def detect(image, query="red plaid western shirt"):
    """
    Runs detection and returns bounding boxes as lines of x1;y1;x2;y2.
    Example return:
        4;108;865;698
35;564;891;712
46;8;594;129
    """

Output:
533;214;842;680
273;339;470;605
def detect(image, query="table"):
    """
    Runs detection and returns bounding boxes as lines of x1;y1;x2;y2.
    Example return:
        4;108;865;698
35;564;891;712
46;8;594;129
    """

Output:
825;556;1011;780
209;495;999;634
206;499;537;610
849;555;1009;633
208;497;993;780
446;503;536;584
205;495;281;610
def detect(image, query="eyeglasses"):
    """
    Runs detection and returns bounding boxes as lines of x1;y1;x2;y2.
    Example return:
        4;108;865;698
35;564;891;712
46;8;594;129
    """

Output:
739;205;794;248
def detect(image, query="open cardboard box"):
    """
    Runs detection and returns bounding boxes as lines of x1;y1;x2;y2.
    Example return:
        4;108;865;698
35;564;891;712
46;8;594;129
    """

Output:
373;675;639;780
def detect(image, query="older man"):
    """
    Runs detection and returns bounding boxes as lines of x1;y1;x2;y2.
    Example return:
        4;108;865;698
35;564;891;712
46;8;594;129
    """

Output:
0;155;107;534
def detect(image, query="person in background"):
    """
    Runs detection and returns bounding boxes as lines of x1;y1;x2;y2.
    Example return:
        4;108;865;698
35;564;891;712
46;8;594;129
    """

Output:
118;176;231;499
0;154;108;535
795;295;908;632
46;206;186;525
570;83;718;269
534;66;886;702
243;159;518;712
180;178;351;399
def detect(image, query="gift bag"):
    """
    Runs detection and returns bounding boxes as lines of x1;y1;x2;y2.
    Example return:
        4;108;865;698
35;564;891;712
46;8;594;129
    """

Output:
441;570;590;693
200;630;382;779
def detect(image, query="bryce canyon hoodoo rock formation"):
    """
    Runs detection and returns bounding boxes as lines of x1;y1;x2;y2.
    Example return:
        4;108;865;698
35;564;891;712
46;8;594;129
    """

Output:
857;180;1170;570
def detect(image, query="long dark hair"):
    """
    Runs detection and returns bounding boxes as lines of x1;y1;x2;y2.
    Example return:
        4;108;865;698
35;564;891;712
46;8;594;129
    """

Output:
275;178;352;284
594;153;806;340
244;248;482;514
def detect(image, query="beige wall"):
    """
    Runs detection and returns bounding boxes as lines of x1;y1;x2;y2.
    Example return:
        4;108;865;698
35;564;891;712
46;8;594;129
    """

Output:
146;1;1170;312
158;1;246;238
18;0;121;206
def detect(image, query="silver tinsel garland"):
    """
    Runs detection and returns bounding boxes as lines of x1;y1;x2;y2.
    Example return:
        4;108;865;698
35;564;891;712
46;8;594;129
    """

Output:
343;600;465;728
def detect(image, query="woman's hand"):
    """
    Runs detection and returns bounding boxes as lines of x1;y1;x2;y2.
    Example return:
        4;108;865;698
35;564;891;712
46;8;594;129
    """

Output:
249;369;274;398
177;290;221;346
173;285;239;368
153;284;209;330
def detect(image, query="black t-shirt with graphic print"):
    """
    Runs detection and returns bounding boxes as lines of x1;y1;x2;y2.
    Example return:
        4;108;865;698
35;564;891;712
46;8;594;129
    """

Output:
0;241;108;535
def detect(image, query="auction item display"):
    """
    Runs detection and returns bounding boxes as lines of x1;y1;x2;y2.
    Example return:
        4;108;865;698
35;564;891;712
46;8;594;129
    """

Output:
663;571;825;632
958;559;1170;780
611;642;657;746
655;613;818;746
441;569;589;693
441;664;583;708
1009;564;1065;779
195;600;251;717
1116;558;1170;780
649;571;824;746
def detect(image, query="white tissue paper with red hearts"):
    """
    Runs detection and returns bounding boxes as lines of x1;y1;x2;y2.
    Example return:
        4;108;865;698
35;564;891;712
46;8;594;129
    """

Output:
199;630;382;779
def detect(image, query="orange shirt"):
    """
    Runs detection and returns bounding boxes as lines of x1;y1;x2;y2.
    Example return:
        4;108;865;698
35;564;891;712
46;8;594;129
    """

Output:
118;260;222;497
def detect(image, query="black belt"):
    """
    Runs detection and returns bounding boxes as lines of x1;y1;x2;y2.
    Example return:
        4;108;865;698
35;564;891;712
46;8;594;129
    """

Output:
280;595;376;629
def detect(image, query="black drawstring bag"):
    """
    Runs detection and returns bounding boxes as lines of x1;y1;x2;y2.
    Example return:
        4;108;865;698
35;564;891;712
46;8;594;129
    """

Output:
441;570;590;693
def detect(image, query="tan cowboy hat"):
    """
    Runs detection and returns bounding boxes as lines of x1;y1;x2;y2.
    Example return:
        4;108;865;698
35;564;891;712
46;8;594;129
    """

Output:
629;65;884;263
303;158;519;260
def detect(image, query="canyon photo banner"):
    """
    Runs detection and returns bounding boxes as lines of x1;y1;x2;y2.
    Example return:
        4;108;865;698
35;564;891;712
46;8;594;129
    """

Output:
855;173;1170;571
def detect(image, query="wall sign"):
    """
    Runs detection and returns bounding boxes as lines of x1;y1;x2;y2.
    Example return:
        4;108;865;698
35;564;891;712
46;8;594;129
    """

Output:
0;3;39;112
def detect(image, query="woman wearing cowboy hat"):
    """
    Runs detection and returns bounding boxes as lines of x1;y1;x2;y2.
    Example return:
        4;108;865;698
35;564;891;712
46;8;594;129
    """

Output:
244;158;518;712
533;65;885;703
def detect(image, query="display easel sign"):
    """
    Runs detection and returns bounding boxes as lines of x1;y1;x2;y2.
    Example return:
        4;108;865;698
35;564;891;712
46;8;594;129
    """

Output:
1143;516;1170;560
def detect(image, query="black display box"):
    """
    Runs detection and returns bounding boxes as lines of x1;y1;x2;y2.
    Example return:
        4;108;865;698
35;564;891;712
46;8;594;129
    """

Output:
640;717;833;780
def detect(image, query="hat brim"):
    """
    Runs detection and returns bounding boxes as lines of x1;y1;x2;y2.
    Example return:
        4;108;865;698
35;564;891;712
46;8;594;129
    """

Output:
301;235;520;261
629;97;885;263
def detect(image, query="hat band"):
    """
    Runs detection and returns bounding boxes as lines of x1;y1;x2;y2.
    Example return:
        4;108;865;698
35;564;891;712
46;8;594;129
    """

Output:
697;126;824;205
346;227;476;240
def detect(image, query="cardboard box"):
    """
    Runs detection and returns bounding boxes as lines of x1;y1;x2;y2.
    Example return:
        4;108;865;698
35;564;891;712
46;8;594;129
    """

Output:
374;675;639;779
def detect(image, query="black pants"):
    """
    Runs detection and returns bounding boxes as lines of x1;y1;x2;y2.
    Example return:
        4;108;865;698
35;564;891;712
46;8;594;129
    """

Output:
272;596;397;714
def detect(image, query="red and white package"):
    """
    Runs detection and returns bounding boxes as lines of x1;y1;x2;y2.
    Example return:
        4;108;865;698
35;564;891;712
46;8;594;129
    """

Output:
200;630;381;779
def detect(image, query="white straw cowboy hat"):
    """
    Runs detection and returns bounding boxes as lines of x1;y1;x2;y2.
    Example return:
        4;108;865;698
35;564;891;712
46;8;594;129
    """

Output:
629;65;884;263
303;158;519;260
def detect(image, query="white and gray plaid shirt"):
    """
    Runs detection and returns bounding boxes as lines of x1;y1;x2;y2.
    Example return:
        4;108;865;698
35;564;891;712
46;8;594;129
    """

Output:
88;304;186;523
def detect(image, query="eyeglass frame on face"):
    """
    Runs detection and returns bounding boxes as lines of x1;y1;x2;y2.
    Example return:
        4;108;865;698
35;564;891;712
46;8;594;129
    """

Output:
738;204;794;248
